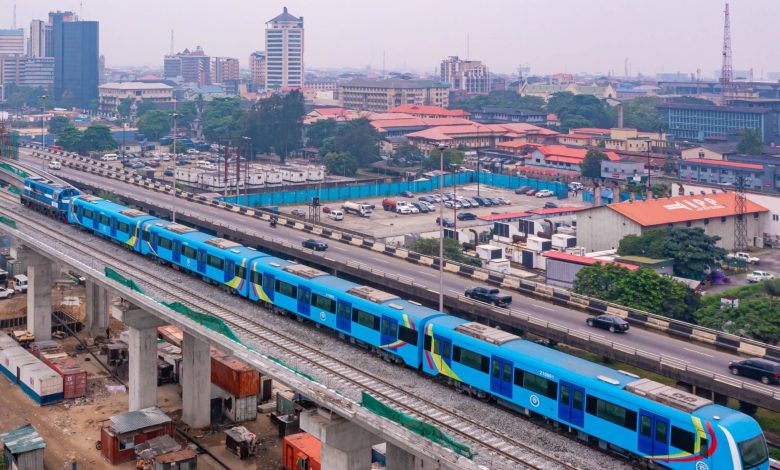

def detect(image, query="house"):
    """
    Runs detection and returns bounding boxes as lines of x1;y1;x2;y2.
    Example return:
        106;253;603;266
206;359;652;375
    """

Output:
526;145;620;173
543;251;639;289
0;424;45;470
100;407;175;465
387;104;469;118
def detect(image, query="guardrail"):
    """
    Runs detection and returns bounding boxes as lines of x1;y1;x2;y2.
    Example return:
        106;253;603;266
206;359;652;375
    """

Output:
25;145;780;367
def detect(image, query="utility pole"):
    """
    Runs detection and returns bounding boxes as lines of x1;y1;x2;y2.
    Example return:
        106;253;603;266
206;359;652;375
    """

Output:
734;175;747;252
170;105;181;223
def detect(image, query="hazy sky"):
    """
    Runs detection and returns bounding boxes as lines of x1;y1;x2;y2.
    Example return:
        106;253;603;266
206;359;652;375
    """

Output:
4;1;780;78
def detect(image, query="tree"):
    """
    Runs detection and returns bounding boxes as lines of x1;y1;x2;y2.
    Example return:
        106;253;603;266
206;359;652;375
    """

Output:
451;90;545;112
117;98;134;118
571;262;625;298
622;97;663;132
203;97;245;142
55;125;83;152
324;151;358;177
696;297;780;344
135;100;157;118
548;93;613;132
48;116;71;135
59;89;74;109
763;279;780;304
306;119;338;148
6;86;48;110
737;129;762;155
238;91;303;161
333;118;381;167
137;110;171;141
580;149;607;178
662;156;677;176
411;237;481;266
425;148;465;170
80;125;117;152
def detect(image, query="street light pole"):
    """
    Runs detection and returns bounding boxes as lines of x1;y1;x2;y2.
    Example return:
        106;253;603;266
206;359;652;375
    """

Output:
476;125;481;196
437;143;446;313
40;95;47;169
242;136;251;206
170;107;181;223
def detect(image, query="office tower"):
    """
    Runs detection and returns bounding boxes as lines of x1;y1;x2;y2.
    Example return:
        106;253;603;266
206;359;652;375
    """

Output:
54;19;99;108
0;29;24;55
265;7;303;89
249;51;266;91
29;20;51;57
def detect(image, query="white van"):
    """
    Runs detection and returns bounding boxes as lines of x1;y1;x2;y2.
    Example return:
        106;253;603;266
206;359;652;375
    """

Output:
13;274;28;293
328;210;344;221
101;153;118;161
48;160;62;170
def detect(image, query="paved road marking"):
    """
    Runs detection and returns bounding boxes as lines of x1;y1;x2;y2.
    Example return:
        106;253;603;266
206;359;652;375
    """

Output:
683;347;714;358
420;271;437;277
533;304;555;311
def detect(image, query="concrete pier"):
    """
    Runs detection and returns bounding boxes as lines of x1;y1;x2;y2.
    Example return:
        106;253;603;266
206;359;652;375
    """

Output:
301;409;381;470
85;280;109;338
181;331;211;428
21;248;53;341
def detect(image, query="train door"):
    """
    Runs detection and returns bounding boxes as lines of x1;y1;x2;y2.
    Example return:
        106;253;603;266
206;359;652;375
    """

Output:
490;356;513;398
381;316;399;347
150;231;158;253
109;217;117;238
91;211;99;230
638;410;670;457
196;248;207;274
262;273;275;303
557;380;585;428
336;299;352;333
433;334;452;370
297;286;310;316
172;240;181;264
224;259;235;283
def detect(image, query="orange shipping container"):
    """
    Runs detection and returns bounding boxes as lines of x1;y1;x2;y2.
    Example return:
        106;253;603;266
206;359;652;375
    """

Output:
282;433;321;470
211;352;259;398
45;357;87;399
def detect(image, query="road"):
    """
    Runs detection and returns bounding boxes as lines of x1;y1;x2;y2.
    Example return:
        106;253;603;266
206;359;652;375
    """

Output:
18;150;778;398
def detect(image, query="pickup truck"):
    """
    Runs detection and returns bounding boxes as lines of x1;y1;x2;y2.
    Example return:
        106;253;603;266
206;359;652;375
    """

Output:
747;271;774;283
464;287;512;307
727;252;760;264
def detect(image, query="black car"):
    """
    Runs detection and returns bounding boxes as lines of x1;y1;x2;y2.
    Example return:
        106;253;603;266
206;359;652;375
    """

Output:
486;197;502;206
301;239;328;251
729;358;780;384
401;190;414;198
543;202;559;209
515;186;532;194
411;202;429;213
474;196;492;206
586;315;629;333
457;212;477;221
436;216;455;228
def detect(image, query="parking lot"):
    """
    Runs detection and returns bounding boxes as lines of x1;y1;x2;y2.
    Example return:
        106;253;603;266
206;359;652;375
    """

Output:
283;183;590;239
703;247;780;294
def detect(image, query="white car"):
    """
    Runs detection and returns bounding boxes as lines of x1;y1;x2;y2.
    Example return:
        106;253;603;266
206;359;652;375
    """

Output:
747;271;774;283
727;252;760;264
0;287;15;300
408;205;420;214
48;160;62;170
535;190;554;198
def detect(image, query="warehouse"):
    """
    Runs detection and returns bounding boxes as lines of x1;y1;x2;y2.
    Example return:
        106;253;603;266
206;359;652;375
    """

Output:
577;191;768;252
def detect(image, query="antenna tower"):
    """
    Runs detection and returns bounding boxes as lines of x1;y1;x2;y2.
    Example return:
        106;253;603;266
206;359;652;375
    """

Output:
734;176;747;252
170;30;175;56
720;3;733;95
12;4;16;29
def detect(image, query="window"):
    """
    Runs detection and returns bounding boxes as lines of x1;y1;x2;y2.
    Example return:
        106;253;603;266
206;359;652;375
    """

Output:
640;415;652;437
655;421;668;443
117;222;129;233
453;346;489;372
573;389;583;410
721;217;727;223
182;245;196;259
158;237;172;250
424;334;433;351
397;326;418;346
439;339;451;360
559;384;570;404
119;435;135;450
100;214;110;226
704;218;709;225
250;270;262;285
207;255;224;270
686;221;692;227
381;318;398;339
671;426;696;453
353;308;379;330
235;265;247;280
274;280;297;298
585;396;637;430
312;293;336;313
298;288;310;305
774;214;779;222
514;369;557;399
142;230;150;241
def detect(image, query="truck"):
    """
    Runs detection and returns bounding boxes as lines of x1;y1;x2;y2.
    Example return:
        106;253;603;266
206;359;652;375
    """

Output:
727;252;760;264
464;286;513;307
342;201;372;217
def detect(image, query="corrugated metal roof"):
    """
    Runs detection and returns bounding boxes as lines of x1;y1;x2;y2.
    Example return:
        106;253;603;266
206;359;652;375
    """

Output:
0;424;46;453
109;407;171;434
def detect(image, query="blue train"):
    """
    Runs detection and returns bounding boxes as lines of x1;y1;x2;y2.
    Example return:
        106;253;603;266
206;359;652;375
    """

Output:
21;177;80;222
24;179;770;469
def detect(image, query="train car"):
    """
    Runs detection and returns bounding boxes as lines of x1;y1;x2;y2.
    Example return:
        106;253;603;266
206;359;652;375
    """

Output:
422;317;769;470
21;177;80;222
69;195;159;249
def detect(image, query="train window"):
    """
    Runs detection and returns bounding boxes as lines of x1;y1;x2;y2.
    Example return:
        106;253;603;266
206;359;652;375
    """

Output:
453;346;488;372
142;230;150;241
519;370;557;400
655;421;668;443
250;270;262;285
586;396;637;431
298;288;310;305
117;222;129;233
440;340;450;360
111;218;117;229
182;246;196;259
573;389;583;410
311;294;336;313
424;335;433;351
397;326;418;346
671;426;696;454
503;363;512;383
83;209;93;219
699;438;708;457
559;384;570;404
158;237;172;250
235;265;247;280
76;206;83;217
100;214;110;226
492;361;500;378
274;280;297;299
353;309;379;330
381;319;398;339
207;255;224;270
640;415;652;437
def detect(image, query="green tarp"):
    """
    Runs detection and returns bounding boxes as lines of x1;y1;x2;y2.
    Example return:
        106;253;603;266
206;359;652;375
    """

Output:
104;267;145;293
361;392;474;459
0;215;17;229
0;162;28;178
162;301;244;345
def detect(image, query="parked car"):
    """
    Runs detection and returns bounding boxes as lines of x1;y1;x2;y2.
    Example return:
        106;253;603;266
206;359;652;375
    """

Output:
727;252;760;264
436;216;455;228
48;160;62;170
486;197;502;205
407;204;420;214
475;196;492;206
729;358;780;384
464;287;512;307
515;186;532;194
400;190;414;198
747;271;775;283
457;212;477;221
359;201;375;210
302;239;328;251
586;315;629;333
444;200;462;209
163;169;174;177
569;182;584;191
543;202;559;209
327;210;344;221
411;202;429;213
496;197;512;205
525;189;539;196
291;209;307;217
535;190;555;198
458;199;472;208
419;201;435;211
429;195;442;203
322;207;331;214
0;287;14;300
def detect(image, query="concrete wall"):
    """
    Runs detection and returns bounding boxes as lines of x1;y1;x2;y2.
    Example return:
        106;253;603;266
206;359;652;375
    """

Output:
576;205;643;252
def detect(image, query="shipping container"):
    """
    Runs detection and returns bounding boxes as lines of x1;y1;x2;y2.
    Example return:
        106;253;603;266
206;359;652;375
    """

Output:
282;433;321;470
259;375;273;403
225;393;257;423
0;331;17;349
46;357;87;399
18;362;63;405
0;346;39;382
29;340;62;358
211;353;259;398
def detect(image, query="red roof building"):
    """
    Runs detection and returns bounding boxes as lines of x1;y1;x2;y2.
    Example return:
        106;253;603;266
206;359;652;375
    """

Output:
388;104;470;118
525;145;619;174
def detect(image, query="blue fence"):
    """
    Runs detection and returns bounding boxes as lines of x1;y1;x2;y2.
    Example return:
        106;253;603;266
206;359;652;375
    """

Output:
220;172;568;207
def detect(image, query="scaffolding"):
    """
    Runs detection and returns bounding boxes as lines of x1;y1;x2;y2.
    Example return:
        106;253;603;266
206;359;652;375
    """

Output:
0;123;19;160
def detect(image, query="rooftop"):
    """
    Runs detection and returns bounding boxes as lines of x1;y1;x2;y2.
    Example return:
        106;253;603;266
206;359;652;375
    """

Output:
99;82;173;91
268;6;301;23
343;79;448;89
683;158;764;170
0;424;46;454
388;104;469;117
543;251;639;270
109;407;171;434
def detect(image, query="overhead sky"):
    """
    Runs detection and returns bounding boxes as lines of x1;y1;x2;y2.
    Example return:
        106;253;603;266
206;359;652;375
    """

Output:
4;1;780;78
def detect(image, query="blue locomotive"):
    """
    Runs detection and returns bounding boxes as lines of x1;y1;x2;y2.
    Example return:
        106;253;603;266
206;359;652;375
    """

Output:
42;188;768;470
21;177;80;222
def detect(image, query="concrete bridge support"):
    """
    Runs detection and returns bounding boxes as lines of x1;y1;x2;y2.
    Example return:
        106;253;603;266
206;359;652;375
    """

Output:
85;280;110;338
301;409;381;470
112;304;166;411
18;247;53;341
386;442;422;470
182;331;211;429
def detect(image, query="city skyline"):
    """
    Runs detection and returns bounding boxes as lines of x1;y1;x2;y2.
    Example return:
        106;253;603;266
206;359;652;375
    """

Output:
4;0;780;78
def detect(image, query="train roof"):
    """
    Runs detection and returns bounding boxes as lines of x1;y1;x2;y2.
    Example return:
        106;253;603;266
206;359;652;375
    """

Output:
74;196;144;215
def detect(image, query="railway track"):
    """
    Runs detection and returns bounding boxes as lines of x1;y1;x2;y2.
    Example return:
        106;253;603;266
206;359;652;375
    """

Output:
0;198;583;470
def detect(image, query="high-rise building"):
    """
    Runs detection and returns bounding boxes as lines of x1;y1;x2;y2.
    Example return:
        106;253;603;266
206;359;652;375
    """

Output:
210;57;239;83
0;56;54;91
265;7;304;89
249;51;266;91
440;56;491;95
53;19;99;108
339;79;449;112
0;29;25;55
29;20;51;58
163;55;181;80
164;47;210;86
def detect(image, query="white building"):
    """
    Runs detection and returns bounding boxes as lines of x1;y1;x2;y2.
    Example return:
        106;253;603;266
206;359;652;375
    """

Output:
98;82;173;114
0;29;24;55
440;56;491;94
265;7;304;89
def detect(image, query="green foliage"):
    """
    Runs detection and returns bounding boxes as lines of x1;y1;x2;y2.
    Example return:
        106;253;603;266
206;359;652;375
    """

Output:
135;100;157;117
695;297;780;344
6;86;49;110
580;149;607;178
137;110;171;141
306;119;338;148
662;156;677;176
333;118;381;167
324;151;358;177
55;125;82;152
425;148;465;170
411;237;481;266
623;182;667;198
547;92;613;132
202;97;245;142
764;279;780;300
573;264;699;322
177;100;199;128
622;97;663;132
98;190;121;203
617;227;726;280
81;125;118;152
48;116;71;135
240;91;305;161
117;98;134;118
674;96;715;106
737;129;763;155
451;90;545;112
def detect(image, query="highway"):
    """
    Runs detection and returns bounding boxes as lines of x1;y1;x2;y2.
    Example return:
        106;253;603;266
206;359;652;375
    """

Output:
17;150;779;401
